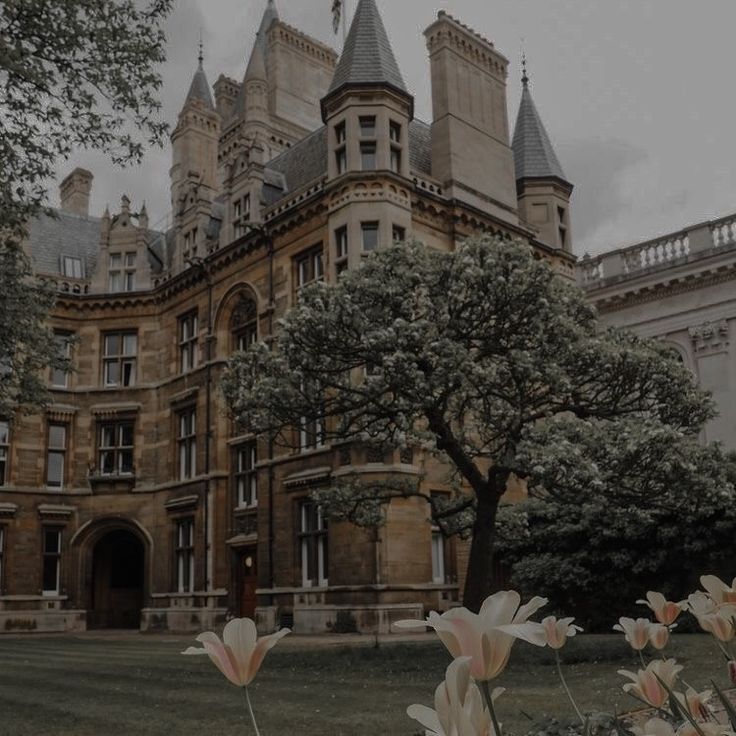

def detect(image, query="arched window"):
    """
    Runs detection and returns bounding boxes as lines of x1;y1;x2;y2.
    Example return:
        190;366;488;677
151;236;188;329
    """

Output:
231;294;258;352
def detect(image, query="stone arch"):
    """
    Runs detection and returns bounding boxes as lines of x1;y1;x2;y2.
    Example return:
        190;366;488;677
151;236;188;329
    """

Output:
214;283;261;356
70;516;153;629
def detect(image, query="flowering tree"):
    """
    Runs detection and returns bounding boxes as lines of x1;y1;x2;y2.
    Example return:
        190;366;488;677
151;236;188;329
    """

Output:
222;236;712;611
0;0;172;412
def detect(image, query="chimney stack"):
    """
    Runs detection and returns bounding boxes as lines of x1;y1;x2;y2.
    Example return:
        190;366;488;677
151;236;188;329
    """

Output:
60;168;94;217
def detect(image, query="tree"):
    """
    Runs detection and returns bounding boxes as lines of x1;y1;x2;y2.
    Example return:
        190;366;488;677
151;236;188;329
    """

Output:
0;0;172;411
222;236;713;612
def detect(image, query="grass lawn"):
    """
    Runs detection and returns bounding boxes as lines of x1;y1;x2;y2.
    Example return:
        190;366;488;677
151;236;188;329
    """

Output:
0;632;729;735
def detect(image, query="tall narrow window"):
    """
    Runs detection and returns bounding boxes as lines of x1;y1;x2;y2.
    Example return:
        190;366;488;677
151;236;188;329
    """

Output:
299;502;328;587
0;526;4;592
335;121;346;145
295;247;324;291
390;146;401;174
109;252;136;292
42;528;62;596
389;120;402;143
359;116;376;138
334;226;349;276
51;332;72;388
46;423;67;489
431;528;446;584
360;143;377;170
231;296;258;352
179;313;198;373
299;388;325;452
98;422;134;476
103;332;137;387
392;225;406;243
175;518;195;593
178;409;197;480
0;421;9;487
361;222;379;252
235;443;257;508
233;198;243;239
335;147;347;175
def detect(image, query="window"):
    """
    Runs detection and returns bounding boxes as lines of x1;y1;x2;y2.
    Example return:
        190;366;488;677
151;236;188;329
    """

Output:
0;421;8;487
179;313;198;373
299;409;325;452
335;147;347;175
178;408;197;480
335;121;346;144
299;502;328;587
389;121;402;143
0;526;4;592
175;519;195;593
183;228;198;263
361;222;379;252
233;199;243;239
51;332;72;388
61;255;84;279
390;146;401;174
109;252;136;292
431;528;446;584
42;528;61;596
231;295;258;352
46;423;67;489
98;422;134;476
295;247;324;291
235;443;257;508
360;143;376;170
359;116;376;138
103;332;137;387
335;227;349;276
392;225;406;243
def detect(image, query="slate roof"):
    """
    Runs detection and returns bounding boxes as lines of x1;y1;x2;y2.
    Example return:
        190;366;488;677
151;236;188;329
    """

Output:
512;85;568;182
262;118;433;206
26;209;165;279
326;0;408;97
186;62;215;110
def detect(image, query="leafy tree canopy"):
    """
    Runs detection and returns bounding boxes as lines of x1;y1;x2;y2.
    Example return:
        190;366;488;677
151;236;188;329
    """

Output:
0;0;171;413
222;236;714;611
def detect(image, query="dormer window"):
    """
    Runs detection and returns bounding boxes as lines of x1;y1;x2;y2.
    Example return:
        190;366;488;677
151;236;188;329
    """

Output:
61;255;84;279
109;252;136;293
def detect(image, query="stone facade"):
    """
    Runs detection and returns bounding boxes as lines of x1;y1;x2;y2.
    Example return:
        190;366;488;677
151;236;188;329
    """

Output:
579;213;736;449
1;0;574;634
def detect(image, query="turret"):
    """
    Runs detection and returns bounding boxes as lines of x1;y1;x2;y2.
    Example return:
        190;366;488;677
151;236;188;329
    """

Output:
512;60;573;252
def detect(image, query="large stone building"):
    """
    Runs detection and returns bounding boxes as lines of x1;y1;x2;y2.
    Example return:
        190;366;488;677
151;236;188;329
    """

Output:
580;213;736;450
0;0;574;633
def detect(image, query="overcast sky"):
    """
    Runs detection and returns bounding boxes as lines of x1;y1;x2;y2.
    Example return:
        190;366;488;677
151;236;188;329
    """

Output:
59;0;736;257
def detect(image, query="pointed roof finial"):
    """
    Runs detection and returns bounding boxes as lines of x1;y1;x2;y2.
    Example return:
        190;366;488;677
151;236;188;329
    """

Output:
198;28;204;66
521;44;529;88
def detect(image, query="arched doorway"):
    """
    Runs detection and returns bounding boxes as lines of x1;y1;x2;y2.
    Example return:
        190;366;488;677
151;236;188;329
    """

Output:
90;529;144;629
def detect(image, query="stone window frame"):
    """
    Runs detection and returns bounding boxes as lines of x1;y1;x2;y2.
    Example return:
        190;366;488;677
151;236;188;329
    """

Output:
298;500;328;588
179;311;199;374
361;221;380;252
183;226;199;264
108;251;136;293
97;420;135;477
46;422;68;490
41;526;62;596
174;517;195;593
389;120;403;174
102;331;138;388
294;245;324;294
334;226;349;277
0;420;9;487
177;407;197;481
234;442;258;509
60;254;84;279
51;330;73;389
230;294;259;353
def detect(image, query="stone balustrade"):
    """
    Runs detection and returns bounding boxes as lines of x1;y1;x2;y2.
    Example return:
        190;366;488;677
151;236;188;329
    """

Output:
579;212;736;288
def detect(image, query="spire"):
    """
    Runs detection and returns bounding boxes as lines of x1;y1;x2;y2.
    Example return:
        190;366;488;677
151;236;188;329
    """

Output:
521;50;529;88
184;37;215;111
512;78;567;182
325;0;409;100
257;0;279;38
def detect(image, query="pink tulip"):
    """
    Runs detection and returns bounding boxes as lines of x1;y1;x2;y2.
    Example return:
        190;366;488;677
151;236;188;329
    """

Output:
407;657;503;736
701;575;736;605
613;617;653;651
676;686;712;721
698;612;735;642
497;615;582;650
636;592;685;626
396;590;548;681
619;659;683;709
182;617;290;687
648;623;670;650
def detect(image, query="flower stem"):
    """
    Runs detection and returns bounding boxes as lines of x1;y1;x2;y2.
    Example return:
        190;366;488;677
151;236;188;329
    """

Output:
638;649;647;669
244;686;262;736
479;680;503;736
555;649;585;726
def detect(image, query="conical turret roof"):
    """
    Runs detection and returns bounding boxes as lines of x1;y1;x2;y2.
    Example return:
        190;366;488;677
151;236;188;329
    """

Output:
326;0;408;98
512;80;567;182
185;60;214;110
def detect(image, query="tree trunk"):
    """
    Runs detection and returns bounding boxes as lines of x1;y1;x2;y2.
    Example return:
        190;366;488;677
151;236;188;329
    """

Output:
462;488;502;613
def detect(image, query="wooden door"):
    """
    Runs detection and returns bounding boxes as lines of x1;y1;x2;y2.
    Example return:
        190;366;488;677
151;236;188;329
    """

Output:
239;549;258;619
